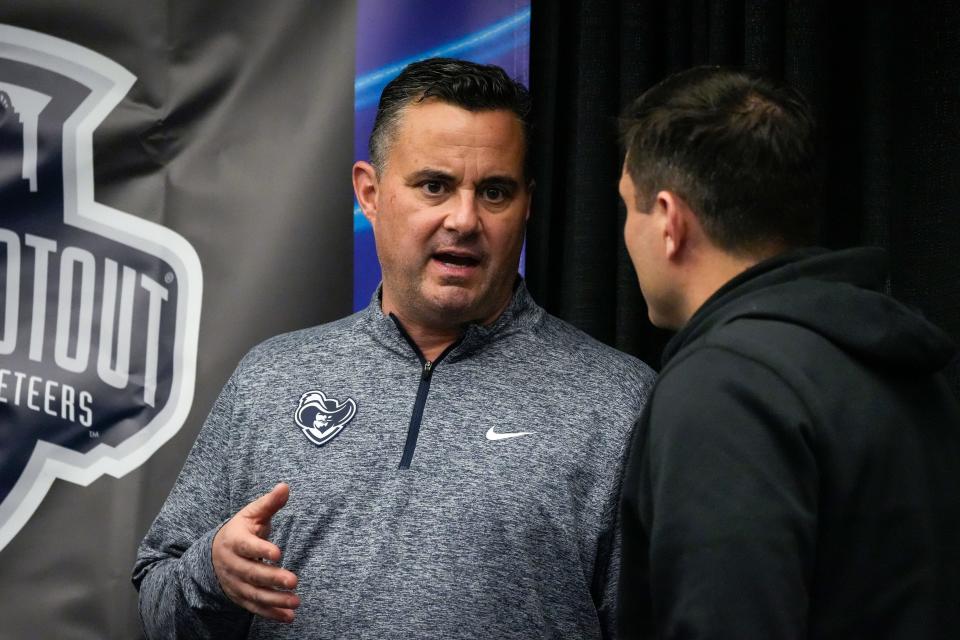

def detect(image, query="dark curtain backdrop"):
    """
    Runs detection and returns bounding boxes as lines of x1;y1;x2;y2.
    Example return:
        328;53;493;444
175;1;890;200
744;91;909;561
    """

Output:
526;0;960;392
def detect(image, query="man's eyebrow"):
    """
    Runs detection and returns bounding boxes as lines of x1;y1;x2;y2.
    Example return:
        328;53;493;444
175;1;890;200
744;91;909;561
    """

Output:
477;175;521;191
405;168;454;183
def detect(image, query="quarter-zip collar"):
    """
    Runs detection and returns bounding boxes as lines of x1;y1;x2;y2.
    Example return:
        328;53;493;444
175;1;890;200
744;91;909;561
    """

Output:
359;276;544;363
357;278;545;470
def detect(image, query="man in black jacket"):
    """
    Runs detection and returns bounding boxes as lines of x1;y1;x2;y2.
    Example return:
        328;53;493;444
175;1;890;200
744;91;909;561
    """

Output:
616;66;960;639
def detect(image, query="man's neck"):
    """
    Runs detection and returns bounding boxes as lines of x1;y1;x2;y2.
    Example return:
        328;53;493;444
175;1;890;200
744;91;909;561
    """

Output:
679;244;782;326
393;316;462;362
381;284;517;362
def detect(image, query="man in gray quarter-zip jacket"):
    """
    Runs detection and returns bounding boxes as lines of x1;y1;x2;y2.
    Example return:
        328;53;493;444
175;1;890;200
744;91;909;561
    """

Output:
133;58;655;639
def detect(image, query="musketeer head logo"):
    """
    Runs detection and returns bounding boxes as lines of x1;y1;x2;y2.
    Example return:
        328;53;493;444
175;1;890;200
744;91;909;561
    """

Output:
0;26;202;551
295;390;357;446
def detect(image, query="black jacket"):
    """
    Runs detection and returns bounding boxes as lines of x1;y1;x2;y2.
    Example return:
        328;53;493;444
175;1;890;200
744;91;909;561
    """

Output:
618;247;960;639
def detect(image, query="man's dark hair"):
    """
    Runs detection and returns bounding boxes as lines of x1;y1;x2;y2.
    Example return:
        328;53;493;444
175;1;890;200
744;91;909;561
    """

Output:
369;57;532;179
620;66;821;253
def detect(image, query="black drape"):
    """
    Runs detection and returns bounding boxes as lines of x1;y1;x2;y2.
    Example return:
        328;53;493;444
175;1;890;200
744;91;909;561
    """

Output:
527;1;960;391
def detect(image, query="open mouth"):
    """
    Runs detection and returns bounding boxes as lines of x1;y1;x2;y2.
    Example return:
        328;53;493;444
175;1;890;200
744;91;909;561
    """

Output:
433;251;481;268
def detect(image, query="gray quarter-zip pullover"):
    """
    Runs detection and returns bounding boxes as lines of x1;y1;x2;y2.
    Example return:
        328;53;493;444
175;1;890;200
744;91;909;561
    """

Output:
133;282;655;639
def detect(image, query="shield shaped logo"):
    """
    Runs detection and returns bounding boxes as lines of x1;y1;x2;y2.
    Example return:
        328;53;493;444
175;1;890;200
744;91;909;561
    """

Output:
0;26;202;550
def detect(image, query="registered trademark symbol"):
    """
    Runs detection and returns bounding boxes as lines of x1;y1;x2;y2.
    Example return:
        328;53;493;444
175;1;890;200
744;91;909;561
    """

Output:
164;272;174;284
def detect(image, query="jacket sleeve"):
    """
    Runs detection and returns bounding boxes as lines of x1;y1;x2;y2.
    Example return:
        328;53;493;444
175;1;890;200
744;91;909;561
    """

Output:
131;370;253;639
620;346;818;639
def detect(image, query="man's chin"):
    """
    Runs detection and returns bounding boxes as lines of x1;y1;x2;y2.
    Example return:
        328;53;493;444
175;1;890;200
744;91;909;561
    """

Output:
421;285;493;324
414;277;514;326
427;293;479;321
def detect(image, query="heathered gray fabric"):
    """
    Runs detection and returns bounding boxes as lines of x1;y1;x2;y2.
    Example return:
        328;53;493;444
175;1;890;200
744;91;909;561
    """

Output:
133;282;655;639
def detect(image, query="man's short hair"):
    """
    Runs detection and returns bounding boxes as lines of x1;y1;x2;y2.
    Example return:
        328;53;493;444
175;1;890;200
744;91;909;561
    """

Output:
620;66;821;253
369;57;532;180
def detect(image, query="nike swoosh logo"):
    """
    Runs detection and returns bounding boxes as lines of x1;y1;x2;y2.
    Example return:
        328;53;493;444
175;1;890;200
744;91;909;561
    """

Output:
486;427;534;441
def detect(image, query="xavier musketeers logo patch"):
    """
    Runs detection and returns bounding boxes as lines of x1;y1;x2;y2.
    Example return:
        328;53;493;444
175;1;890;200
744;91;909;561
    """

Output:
0;26;202;551
295;390;357;446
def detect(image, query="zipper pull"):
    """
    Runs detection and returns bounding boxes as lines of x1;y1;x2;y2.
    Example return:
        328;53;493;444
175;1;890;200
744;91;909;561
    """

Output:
422;360;432;378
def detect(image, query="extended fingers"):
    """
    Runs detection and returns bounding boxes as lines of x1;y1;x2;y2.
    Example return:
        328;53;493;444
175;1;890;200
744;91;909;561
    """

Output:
218;559;300;622
223;581;300;624
242;483;290;522
233;535;282;564
229;575;301;610
212;485;299;622
245;602;298;624
226;558;298;592
216;534;296;591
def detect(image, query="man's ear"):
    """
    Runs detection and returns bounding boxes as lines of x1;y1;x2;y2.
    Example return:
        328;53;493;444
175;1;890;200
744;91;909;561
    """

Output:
352;161;379;224
523;180;534;223
655;190;689;260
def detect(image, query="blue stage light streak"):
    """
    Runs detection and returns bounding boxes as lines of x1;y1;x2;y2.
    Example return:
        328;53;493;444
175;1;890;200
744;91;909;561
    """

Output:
354;203;369;232
354;7;530;110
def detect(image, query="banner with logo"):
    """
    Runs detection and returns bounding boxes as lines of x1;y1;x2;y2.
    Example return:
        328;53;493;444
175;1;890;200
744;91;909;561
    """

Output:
0;1;528;637
0;2;355;637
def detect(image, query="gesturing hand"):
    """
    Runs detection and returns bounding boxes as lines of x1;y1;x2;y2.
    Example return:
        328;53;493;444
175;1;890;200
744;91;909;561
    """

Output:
212;482;301;623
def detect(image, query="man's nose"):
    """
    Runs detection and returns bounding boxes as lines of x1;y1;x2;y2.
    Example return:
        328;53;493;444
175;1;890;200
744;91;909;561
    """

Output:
442;189;481;235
